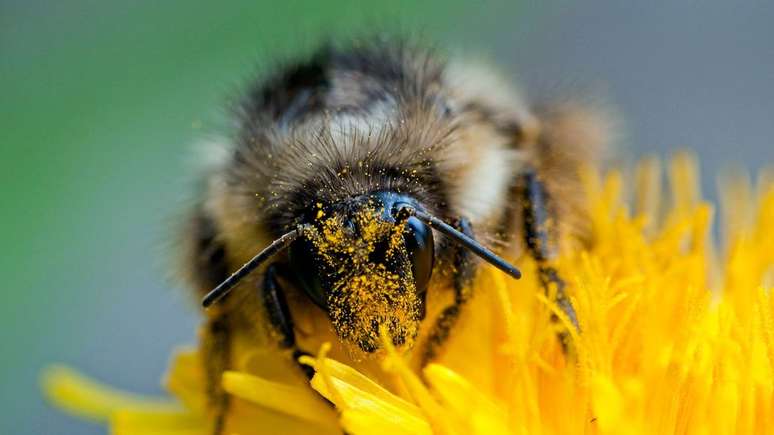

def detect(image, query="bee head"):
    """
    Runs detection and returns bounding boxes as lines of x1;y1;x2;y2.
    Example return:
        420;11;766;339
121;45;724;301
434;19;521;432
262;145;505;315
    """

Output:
288;191;434;352
202;191;520;353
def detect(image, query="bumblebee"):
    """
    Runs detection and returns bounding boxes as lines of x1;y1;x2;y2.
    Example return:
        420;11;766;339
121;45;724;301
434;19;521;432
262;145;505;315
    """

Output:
179;38;610;432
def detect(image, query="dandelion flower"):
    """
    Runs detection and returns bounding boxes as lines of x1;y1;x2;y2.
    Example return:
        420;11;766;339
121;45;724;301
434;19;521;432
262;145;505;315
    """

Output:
42;154;774;434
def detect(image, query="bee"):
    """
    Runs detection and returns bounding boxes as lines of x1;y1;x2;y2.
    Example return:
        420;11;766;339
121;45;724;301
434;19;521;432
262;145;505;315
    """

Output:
179;38;610;432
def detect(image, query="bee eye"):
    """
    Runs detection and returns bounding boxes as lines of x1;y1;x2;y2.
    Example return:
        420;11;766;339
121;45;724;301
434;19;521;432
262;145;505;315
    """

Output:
287;238;328;309
403;216;434;293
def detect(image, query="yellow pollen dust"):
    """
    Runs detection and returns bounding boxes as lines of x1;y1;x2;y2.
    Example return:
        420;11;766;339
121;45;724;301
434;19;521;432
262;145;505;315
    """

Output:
303;203;420;352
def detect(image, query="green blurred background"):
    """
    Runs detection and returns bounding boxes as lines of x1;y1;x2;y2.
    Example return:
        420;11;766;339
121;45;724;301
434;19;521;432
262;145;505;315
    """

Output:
2;1;773;433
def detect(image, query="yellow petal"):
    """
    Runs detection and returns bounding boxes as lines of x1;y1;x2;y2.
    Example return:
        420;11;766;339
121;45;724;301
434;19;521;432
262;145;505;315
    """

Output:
423;364;510;434
301;353;431;435
111;409;207;435
164;348;208;414
221;371;338;429
41;365;182;422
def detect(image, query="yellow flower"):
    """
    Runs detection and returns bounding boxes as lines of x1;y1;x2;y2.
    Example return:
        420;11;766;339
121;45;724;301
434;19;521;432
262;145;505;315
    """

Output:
42;153;774;434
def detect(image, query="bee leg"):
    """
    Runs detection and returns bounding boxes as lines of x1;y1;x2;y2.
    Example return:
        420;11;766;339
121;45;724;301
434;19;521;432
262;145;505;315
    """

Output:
421;218;476;366
519;169;578;350
263;263;315;379
202;314;231;435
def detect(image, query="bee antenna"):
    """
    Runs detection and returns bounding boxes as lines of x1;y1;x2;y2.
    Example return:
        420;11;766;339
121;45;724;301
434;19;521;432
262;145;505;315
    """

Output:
397;206;522;280
202;225;309;308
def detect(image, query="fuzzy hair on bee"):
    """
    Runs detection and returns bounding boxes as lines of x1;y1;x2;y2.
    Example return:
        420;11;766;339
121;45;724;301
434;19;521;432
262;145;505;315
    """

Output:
177;38;612;433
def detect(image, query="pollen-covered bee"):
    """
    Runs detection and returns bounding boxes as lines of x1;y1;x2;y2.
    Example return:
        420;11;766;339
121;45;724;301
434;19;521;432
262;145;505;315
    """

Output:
179;38;610;432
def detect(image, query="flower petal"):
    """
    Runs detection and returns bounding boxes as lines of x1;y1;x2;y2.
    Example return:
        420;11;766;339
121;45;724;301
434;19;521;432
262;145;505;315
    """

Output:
301;354;431;435
41;365;184;422
221;370;338;429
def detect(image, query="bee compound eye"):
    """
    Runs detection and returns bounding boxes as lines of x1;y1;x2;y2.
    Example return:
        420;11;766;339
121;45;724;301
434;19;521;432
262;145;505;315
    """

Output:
287;238;328;309
403;216;434;293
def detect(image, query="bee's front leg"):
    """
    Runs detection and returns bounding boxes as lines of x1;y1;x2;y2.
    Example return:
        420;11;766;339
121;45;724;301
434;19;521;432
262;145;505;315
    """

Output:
421;218;476;366
202;314;231;435
519;169;578;349
262;263;314;379
202;264;312;435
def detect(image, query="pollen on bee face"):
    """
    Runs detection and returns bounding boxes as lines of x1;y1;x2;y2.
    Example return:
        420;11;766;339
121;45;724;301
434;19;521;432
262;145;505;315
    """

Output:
302;204;421;352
